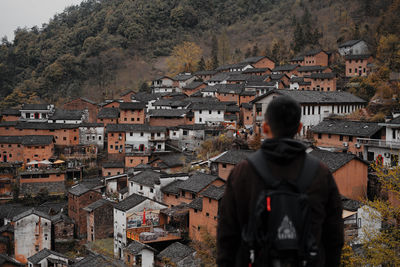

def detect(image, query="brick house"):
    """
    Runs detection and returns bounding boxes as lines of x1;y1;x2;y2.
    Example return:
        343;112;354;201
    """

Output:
83;199;114;242
102;161;125;176
0;224;14;255
296;65;332;77
67;184;102;238
97;108;119;125
345;54;373;77
51;213;74;243
188;185;225;241
13;209;52;264
120;90;136;103
272;64;299;77
251;89;367;137
215;84;244;104
211;150;253;180
303;49;329;66
19;169;66;197
194;70;218;81
182;81;207;96
242;67;272;76
311;119;383;158
63;97;99;123
240;56;275;69
289;77;312;90
27;248;70;267
290;55;305;65
240;103;254;127
305;72;337;91
0;109;20;122
125;152;150;168
148;109;190;127
310;149;368;200
101;100;121;109
119;102;146;124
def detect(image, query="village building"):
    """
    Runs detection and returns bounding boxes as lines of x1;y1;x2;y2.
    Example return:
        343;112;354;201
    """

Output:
47;109;87;124
210;150;253;180
27;248;70;267
191;102;226;125
19;169;66;197
83;199;114;242
79;123;104;150
345;54;374;77
173;73;196;89
242;67;271;76
119;102;146;124
0;109;20;122
290;55;305;65
310;149;368;200
152;76;176;94
304;72;337;91
100;100;122;109
97;108;119;125
113;193;167;259
102;161;125;176
103;174;128;195
271;64;299;77
62;98;99;123
265;73;290;87
338;40;369;56
148;109;191;127
215;84;244;104
303;49;329;66
120;90;136;103
251;89;367;136
13;209;52;264
240;56;275;69
124;240;157;267
149;153;190;173
194;70;218;81
168;124;206;151
0;254;24;266
67;184;102;238
296;65;331;77
19;104;55;123
311;119;383;158
206;73;231;86
51;213;74;244
156;242;198;267
289;77;312;90
182;81;206;96
125;152;151;168
189;185;225;241
0;223;14;255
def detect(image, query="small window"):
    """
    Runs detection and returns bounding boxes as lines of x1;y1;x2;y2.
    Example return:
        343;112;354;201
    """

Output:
140;132;144;137
318;133;322;139
349;136;353;142
339;135;343;141
206;212;209;217
150;188;154;193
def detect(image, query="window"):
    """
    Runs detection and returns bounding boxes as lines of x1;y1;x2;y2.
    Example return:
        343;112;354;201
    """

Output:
218;111;221;114
140;185;143;190
74;137;77;140
349;136;353;142
183;130;188;136
35;245;39;252
157;133;160;137
209;110;212;114
108;172;111;176
339;135;343;141
150;188;154;193
393;130;396;140
87;136;90;141
318;133;322;139
206;212;209;217
140;132;144;137
127;255;131;263
328;134;331;139
63;137;66;140
222;163;227;168
110;145;113;149
209;198;212;203
199;110;202;114
199;118;202;122
349;68;352;73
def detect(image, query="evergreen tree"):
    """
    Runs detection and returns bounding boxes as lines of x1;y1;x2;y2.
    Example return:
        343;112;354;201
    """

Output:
245;47;252;58
252;44;259;57
293;23;305;53
197;56;206;71
211;34;219;69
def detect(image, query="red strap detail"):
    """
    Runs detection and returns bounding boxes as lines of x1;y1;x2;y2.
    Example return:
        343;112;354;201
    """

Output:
249;264;252;267
266;196;271;211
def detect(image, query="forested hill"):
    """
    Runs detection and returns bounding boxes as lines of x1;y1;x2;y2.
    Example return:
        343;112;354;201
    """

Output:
0;0;398;107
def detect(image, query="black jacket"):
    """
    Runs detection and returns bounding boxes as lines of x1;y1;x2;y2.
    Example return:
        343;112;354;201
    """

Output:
217;139;344;267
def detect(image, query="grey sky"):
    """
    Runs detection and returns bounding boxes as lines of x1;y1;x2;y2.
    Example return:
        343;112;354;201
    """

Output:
0;0;84;41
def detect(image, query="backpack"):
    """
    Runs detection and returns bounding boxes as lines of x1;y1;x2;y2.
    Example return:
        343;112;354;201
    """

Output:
243;150;320;267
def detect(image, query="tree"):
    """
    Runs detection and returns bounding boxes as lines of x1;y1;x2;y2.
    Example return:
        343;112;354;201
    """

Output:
166;41;202;76
211;35;219;69
293;23;305;53
192;228;217;267
252;44;259;57
245;47;252;58
197;57;206;71
377;34;400;71
218;32;230;65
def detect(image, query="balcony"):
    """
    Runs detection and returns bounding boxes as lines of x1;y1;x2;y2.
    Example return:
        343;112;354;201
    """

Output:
357;138;400;149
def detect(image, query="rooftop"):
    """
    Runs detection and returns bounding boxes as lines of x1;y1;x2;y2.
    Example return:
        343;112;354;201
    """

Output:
125;240;157;254
83;199;113;212
27;248;68;264
21;104;50;110
107;124;166;133
129;169;161;187
178;172;219;193
297;65;328;72
213;150;253;164
103;161;125;168
338;39;363;48
310;149;367;172
344;54;372;60
97;108;119;119
200;185;225;200
148;109;189;118
119;102;146;110
188;197;203;210
310;119;382;137
114;193;147;211
272;64;299;72
157;242;195;263
13;208;52;222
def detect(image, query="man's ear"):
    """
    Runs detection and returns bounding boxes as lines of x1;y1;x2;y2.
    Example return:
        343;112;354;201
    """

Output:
262;122;271;135
297;122;303;134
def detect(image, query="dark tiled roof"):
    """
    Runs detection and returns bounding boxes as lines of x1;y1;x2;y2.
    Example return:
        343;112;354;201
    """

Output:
27;248;67;264
305;49;325;56
174;73;193;81
240;90;256;96
310;119;382;137
153;99;173;106
200;185;225;200
224;114;237;121
170;124;207;130
269;73;288;80
148;109;189;118
83;199;113;212
79;123;104;127
20;180;65;196
345;54;372;60
201;86;218;93
0;254;24;266
0;204;31;222
71;254;119;267
191;102;226;111
208;72;231;82
114;193;147;211
21;135;54;145
119;187;128;194
125;240;156;254
341;196;363;211
297;65;328;72
49;109;83;120
51;213;73;224
155;153;187;168
157;242;194;263
119;102;146;110
309;73;336;79
103;161;125;168
183;81;204;90
1;109;20;116
338;39;363;48
13;208;52;222
79;97;97;105
195;70;218;76
120;90;135;96
242;68;270;74
240;103;253;109
132;92;160;102
214;150;253;164
68;183;91;196
309;150;365;172
215;84;244;94
97;108;119;119
240;56;269;64
179;172;219;193
226;74;263;82
272;64;299;72
130;170;161;187
161;180;185;195
21;104;50;110
0;136;23;144
15;122;79;130
291;55;304;61
251;89;367;104
188;197;203;210
107;124;166;133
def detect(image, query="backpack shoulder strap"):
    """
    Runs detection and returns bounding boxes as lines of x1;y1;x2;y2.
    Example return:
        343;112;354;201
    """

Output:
296;153;320;193
247;149;280;188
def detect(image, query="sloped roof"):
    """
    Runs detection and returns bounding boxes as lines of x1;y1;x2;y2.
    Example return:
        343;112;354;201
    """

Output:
83;199;113;212
188;197;203;210
179;172;219;193
21;135;54;145
208;72;231;82
97;108;119;119
344;54;372;60
174;73;193;81
338;39;363;48
49;109;83;120
13;208;52;222
15;122;79;130
0;136;23;144
1;109;20;116
71;254;119;267
28;248;68;264
148;109;189;118
125;240;157;254
251;89;366;105
183;81;205;90
21;104;49;110
240;56;269;64
272;64;299;72
119;102;146;110
68;183;91;196
242;68;270;74
309;73;336;79
195;70;218;76
305;49;326;56
161;180;185;195
157;242;195;263
107;124;166;133
213;150;253;164
310;119;382;137
215;84;244;94
155;153;187;168
0;254;24;266
191;102;227;111
130;170;161;187
297;65;328;72
103;161;125;168
200;185;225;200
309;149;366;172
114;193;147;211
291;55;304;61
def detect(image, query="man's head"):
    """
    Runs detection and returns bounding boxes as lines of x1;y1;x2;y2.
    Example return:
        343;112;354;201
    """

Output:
263;95;302;138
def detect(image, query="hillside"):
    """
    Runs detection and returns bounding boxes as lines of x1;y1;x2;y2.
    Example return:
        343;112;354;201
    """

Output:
0;0;398;107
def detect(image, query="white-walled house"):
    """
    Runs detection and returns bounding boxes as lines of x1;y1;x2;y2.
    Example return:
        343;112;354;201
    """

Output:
338;40;369;56
251;90;366;136
48;109;87;124
27;248;70;267
13;209;52;264
19;104;55;122
113;194;167;259
79;123;104;149
191;103;226;124
124;240;157;267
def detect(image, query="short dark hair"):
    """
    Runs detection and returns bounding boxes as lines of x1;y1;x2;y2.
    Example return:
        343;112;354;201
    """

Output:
265;95;301;138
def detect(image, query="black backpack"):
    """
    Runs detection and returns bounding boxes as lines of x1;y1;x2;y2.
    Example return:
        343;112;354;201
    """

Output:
243;150;320;267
